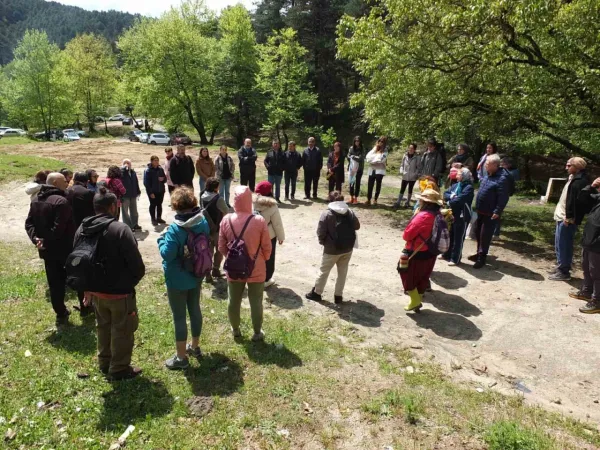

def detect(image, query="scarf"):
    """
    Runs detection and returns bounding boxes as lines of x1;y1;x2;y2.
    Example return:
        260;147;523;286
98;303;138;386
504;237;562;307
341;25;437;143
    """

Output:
454;152;469;164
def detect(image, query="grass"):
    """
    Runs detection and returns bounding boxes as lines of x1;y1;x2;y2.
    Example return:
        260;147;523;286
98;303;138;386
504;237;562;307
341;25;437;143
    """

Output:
0;153;71;183
0;136;31;146
0;242;599;449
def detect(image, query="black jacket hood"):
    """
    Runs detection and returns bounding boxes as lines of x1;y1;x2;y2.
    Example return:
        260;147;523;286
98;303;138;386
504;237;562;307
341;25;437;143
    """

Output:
38;185;65;200
81;214;116;236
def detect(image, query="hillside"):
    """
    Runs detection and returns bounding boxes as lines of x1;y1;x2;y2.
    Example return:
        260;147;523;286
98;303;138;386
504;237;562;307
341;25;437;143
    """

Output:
0;0;139;65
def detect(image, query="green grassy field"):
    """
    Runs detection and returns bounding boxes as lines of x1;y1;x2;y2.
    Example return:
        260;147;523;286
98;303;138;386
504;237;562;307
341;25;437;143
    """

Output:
0;242;597;449
0;153;71;183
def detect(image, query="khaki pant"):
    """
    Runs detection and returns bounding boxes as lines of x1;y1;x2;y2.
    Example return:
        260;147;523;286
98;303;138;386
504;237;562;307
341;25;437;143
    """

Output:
314;251;353;296
92;294;139;374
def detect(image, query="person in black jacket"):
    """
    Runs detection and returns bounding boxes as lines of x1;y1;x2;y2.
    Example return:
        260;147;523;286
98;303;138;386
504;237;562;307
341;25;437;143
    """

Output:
67;172;96;228
573;177;600;313
121;159;142;231
283;141;303;200
550;157;590;281
347;136;365;204
264;140;285;203
143;155;167;226
238;138;257;192
25;172;75;325
169;145;195;190
302;136;323;199
327;142;345;193
419;138;445;183
78;187;145;380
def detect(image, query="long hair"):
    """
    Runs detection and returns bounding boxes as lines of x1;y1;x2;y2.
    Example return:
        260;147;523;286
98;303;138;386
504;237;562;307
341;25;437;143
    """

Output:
107;165;121;179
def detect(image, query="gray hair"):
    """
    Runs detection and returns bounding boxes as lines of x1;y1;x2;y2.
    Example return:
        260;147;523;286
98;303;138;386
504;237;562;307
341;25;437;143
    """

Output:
486;154;501;165
459;168;472;182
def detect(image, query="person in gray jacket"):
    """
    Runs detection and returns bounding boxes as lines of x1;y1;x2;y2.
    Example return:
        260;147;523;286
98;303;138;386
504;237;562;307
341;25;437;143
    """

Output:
419;138;445;183
200;177;229;282
394;143;420;208
305;191;360;304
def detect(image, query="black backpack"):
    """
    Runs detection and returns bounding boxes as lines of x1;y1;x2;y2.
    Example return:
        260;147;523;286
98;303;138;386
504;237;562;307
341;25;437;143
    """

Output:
65;220;114;291
333;211;356;250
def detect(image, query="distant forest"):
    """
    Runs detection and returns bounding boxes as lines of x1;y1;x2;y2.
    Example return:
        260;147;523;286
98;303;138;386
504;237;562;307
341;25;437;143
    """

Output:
0;0;138;65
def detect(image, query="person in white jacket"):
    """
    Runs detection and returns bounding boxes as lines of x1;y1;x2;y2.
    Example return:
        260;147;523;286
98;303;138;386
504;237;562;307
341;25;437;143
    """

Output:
393;143;421;209
25;170;51;200
254;181;285;288
365;136;389;205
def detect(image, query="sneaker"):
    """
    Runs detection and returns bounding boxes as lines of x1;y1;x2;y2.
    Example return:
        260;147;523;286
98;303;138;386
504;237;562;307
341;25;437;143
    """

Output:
55;310;71;326
547;266;559;275
132;225;142;231
231;327;242;338
157;218;166;224
151;220;158;226
467;254;479;262
303;196;310;200
569;290;592;301
448;261;457;266
580;301;600;314
251;330;265;342
186;344;202;359
365;200;371;206
334;295;343;304
165;355;189;370
305;288;322;302
291;196;295;200
265;278;276;288
404;202;411;208
110;366;142;381
548;271;571;281
473;259;486;269
438;254;448;260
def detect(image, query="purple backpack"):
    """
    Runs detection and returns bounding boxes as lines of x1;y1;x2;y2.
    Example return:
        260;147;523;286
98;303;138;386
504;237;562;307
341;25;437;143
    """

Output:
224;216;261;280
182;231;213;278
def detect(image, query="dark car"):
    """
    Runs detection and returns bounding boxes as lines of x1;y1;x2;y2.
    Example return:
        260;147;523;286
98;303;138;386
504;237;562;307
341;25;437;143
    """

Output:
122;117;133;125
171;132;192;146
126;130;142;142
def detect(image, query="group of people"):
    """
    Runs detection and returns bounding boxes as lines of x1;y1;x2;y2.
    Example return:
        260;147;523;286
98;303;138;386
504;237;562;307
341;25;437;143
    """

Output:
22;135;600;380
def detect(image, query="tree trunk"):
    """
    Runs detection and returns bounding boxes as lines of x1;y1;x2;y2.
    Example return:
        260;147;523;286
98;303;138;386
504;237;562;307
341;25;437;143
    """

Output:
209;127;217;145
104;119;109;134
185;106;209;144
275;124;282;145
283;128;289;150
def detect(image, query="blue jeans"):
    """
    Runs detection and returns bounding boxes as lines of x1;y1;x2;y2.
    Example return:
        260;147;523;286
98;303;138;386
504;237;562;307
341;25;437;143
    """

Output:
219;178;232;206
443;215;469;263
555;221;578;274
268;174;283;200
199;177;207;193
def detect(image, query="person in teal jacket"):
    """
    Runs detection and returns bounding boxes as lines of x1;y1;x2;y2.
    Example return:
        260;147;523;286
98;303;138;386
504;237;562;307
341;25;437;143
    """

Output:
158;187;210;370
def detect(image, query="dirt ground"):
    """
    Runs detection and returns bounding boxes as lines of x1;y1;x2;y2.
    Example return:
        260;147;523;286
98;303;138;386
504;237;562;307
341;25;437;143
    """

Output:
2;139;600;427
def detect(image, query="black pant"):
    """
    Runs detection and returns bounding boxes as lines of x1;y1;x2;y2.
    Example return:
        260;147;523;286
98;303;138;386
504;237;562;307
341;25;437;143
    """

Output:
148;191;165;221
284;171;298;198
168;185;175;194
44;259;68;317
240;168;256;192
349;170;363;197
475;214;498;257
304;170;320;198
400;180;416;197
367;174;384;201
266;238;277;281
328;177;342;193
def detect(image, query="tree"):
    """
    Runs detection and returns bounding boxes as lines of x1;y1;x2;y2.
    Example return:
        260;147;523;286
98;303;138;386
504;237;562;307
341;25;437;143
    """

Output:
256;28;318;148
61;34;117;132
219;5;262;147
119;1;222;144
3;30;71;133
337;0;600;160
252;0;286;43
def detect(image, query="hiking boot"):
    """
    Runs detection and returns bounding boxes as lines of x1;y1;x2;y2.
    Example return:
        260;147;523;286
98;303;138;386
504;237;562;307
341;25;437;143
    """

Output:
467;254;479;262
251;330;265;342
110;366;142;381
186;344;202;359
473;257;486;269
55;310;71;326
157;218;166;224
265;278;276;288
547;265;559;275
569;290;592;301
211;268;223;278
334;295;343;304
231;327;242;338
580;300;600;314
165;355;190;370
548;271;571;281
79;306;94;318
305;288;322;302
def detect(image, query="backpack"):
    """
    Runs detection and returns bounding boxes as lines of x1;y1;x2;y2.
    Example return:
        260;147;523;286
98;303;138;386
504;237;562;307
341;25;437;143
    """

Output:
333;211;356;251
182;230;212;278
65;220;114;291
425;212;450;256
223;216;261;280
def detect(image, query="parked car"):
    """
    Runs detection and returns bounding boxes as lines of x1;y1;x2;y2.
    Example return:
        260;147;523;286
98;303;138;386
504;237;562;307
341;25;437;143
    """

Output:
139;132;150;144
126;130;143;142
63;132;81;142
171;132;192;146
63;128;75;134
0;127;10;133
122;118;133;125
109;114;126;121
0;128;26;136
148;133;171;145
76;130;88;137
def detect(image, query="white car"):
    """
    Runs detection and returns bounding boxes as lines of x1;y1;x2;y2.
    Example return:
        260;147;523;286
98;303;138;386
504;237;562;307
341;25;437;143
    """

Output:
63;128;75;134
147;133;171;145
139;132;150;143
63;132;81;142
108;114;127;121
0;128;26;136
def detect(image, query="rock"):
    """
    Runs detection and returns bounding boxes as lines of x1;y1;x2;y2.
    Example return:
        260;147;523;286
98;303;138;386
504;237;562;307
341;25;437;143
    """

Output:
594;399;599;404
450;361;462;371
415;333;423;338
551;398;562;405
4;429;16;441
528;364;537;369
488;381;498;388
303;402;314;415
476;388;484;393
409;344;423;350
36;401;45;410
77;373;89;379
185;396;214;418
24;350;32;357
472;344;477;348
276;429;290;438
405;366;415;374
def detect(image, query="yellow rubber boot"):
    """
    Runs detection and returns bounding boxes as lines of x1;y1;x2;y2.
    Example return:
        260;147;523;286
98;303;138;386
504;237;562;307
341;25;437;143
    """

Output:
404;289;422;312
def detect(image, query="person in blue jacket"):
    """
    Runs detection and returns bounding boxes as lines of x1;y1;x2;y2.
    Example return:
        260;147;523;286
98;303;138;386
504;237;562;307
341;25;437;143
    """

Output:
470;154;509;268
143;155;167;226
158;187;210;370
441;168;474;265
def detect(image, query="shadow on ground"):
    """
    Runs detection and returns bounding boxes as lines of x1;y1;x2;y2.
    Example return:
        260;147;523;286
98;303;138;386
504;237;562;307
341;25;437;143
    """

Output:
45;322;96;355
242;339;303;368
266;286;303;309
431;271;468;289
98;377;174;430
408;309;482;341
320;299;385;327
185;352;244;397
425;291;482;317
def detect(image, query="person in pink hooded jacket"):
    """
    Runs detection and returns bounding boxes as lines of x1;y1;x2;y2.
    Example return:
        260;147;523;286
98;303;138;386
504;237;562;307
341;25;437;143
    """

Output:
219;186;272;341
